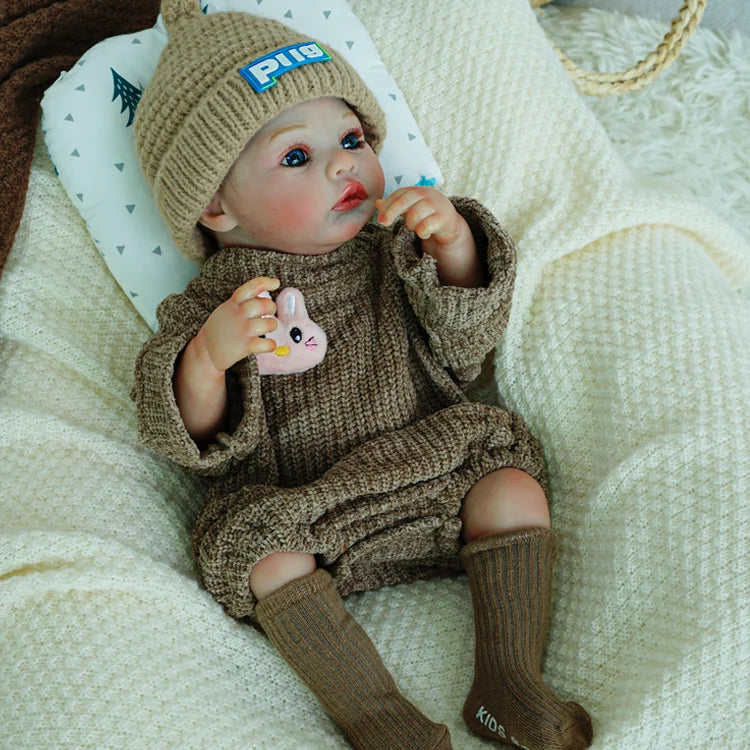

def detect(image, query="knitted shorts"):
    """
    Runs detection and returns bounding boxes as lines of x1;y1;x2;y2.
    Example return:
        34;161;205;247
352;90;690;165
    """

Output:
193;401;546;621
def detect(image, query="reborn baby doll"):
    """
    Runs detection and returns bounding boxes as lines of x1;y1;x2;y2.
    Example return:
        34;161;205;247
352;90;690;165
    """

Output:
132;2;593;749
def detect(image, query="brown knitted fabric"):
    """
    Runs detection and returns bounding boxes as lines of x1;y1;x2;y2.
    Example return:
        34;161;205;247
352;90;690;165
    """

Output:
257;569;452;750
132;198;547;621
134;0;386;263
460;528;593;749
0;0;160;282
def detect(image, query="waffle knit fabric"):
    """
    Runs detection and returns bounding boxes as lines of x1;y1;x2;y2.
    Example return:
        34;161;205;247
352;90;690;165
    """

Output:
133;0;386;263
132;198;547;621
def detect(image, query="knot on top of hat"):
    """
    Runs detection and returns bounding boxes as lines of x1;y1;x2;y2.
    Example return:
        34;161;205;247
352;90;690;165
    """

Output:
161;0;204;33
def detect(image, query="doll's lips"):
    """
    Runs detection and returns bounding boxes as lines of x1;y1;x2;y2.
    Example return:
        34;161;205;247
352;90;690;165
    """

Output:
332;181;368;212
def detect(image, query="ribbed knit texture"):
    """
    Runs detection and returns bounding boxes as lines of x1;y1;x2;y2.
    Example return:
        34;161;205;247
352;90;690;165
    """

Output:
256;569;452;750
134;0;385;263
132;199;547;620
460;529;592;749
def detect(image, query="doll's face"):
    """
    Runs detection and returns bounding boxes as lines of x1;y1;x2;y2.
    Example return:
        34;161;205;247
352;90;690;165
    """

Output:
200;97;385;255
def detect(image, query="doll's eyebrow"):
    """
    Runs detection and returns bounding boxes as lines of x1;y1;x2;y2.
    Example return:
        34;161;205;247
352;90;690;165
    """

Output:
268;124;307;144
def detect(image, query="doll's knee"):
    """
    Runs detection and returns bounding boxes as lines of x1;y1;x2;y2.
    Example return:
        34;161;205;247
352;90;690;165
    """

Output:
249;550;317;600
460;467;550;543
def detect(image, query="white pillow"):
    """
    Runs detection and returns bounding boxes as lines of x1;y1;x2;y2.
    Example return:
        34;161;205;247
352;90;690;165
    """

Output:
40;0;443;332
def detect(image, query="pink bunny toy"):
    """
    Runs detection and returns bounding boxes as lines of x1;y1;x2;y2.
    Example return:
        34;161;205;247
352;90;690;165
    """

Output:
255;287;327;375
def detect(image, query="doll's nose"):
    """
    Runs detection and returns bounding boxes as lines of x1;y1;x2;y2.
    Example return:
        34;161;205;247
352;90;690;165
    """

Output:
327;149;356;179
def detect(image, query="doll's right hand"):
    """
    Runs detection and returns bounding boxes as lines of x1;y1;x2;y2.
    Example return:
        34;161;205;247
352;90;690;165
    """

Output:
199;276;280;372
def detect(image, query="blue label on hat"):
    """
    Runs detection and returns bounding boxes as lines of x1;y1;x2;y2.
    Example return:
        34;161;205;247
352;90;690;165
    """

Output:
238;42;331;93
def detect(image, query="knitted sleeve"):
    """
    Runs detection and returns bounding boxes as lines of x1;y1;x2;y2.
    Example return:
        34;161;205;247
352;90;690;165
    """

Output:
389;196;517;383
131;275;264;477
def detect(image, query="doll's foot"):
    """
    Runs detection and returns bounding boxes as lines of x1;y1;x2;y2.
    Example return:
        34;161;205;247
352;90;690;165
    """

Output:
463;676;592;750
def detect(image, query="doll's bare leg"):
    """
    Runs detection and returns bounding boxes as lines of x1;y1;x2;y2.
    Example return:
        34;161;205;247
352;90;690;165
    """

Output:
460;467;550;541
252;553;452;750
459;469;592;750
249;550;316;600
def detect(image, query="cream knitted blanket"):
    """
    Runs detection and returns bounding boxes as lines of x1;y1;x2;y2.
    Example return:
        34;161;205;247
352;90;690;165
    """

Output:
1;1;748;747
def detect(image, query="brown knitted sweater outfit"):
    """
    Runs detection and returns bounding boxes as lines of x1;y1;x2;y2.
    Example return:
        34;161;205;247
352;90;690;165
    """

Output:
132;197;546;621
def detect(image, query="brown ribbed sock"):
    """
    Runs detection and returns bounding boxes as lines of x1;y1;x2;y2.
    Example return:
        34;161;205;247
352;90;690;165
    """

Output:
460;528;593;750
256;568;452;750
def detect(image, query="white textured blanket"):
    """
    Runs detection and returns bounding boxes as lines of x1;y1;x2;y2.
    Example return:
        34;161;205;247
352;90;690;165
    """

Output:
2;1;748;748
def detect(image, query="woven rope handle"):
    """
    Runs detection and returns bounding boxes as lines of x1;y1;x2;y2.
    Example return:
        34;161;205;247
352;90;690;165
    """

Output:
531;0;707;95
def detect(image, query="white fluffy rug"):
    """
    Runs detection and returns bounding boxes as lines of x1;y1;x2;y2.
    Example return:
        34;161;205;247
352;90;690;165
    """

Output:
539;6;750;251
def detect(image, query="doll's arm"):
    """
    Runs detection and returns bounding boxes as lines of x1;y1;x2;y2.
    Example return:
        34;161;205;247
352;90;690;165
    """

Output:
388;196;516;384
132;277;274;476
174;277;278;446
173;327;228;447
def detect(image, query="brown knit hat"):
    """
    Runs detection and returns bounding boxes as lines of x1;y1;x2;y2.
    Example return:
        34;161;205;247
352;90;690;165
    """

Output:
134;0;386;262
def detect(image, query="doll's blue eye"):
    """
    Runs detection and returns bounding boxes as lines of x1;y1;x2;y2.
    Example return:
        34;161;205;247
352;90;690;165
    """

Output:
341;132;361;149
282;148;307;167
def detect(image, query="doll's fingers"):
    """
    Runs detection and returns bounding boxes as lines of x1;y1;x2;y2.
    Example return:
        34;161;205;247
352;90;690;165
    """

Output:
414;217;436;240
240;296;276;319
416;212;458;242
247;336;277;354
234;276;281;303
376;189;425;226
405;201;437;237
245;316;277;338
376;190;422;225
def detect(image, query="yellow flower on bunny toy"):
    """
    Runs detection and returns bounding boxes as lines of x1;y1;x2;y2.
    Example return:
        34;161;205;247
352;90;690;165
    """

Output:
255;287;327;375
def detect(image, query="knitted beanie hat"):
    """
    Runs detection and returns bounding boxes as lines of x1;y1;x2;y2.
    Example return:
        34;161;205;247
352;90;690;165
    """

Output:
135;0;386;262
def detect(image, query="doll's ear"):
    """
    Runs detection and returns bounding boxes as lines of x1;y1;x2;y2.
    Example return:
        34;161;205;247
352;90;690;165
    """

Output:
198;192;238;233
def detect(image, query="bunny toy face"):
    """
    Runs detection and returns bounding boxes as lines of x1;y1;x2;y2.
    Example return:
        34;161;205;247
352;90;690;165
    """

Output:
255;287;327;375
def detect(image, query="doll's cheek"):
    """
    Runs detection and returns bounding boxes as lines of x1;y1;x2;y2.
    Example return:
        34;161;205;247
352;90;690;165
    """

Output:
267;196;319;227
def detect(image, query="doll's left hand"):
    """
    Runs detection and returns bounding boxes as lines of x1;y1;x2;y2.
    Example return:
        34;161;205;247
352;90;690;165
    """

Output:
375;187;470;253
376;187;483;287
